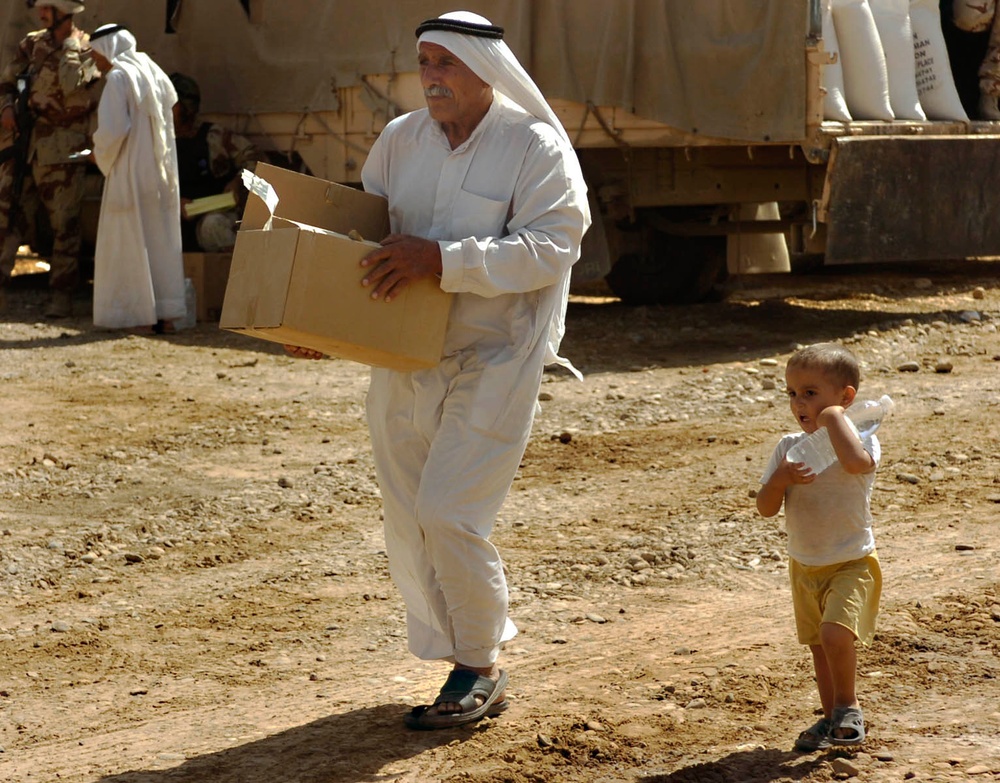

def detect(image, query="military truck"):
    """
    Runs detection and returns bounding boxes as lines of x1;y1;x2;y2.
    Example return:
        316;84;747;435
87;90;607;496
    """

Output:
2;0;997;303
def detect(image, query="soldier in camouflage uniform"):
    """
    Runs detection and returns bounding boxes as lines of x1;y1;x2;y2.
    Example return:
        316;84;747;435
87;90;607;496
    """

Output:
0;0;101;316
169;72;258;253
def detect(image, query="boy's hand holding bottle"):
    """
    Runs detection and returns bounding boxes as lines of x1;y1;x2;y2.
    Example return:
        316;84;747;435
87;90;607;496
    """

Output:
786;396;894;476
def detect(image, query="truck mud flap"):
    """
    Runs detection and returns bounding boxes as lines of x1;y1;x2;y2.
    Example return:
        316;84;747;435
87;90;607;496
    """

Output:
822;135;1000;264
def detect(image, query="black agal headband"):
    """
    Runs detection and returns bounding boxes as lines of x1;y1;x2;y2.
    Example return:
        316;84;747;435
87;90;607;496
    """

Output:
415;17;504;40
90;24;128;42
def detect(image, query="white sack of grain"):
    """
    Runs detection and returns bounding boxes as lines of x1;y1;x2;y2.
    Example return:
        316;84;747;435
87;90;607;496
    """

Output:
910;0;970;120
832;0;895;119
870;0;927;119
823;0;854;120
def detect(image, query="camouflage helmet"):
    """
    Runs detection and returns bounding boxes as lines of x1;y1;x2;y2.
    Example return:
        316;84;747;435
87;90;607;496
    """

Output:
30;0;86;13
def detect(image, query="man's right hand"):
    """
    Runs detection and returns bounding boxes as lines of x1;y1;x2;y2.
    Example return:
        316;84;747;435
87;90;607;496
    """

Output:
360;234;443;303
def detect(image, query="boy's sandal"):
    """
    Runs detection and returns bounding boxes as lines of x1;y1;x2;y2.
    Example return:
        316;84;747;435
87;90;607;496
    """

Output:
830;706;866;745
794;716;832;751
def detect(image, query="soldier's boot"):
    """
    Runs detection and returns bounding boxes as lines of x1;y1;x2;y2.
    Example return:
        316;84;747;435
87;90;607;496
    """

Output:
45;289;73;319
979;93;1000;120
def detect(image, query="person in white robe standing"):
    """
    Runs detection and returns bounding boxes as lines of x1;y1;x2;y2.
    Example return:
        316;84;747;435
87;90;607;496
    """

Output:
89;24;184;331
285;10;591;730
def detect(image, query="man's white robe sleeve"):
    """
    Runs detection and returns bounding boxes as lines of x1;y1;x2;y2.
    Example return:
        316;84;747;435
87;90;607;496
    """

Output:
93;71;130;177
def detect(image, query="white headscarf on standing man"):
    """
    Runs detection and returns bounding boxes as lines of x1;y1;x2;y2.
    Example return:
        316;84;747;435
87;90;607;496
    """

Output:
90;24;176;192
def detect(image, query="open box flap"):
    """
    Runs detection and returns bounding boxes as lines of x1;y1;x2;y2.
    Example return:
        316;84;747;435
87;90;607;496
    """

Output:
240;162;389;241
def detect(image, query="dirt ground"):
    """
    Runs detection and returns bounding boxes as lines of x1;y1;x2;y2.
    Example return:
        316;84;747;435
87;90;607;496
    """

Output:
1;259;998;783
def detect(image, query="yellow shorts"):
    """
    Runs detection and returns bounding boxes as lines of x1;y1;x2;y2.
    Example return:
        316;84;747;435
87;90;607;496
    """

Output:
789;552;882;647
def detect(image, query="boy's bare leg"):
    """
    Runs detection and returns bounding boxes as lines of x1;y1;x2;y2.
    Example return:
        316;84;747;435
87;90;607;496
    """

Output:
820;622;861;738
808;643;834;719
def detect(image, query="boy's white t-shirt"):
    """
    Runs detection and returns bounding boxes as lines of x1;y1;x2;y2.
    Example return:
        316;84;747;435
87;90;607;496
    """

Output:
760;432;880;567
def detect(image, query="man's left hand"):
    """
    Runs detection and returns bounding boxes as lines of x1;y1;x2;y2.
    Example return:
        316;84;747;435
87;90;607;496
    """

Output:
360;234;442;303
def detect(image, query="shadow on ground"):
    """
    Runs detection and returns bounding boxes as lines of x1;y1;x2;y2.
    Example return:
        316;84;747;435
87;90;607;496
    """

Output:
640;745;832;782
96;703;468;783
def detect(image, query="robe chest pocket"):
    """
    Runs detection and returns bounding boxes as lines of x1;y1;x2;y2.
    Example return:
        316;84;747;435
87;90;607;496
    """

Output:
450;189;510;239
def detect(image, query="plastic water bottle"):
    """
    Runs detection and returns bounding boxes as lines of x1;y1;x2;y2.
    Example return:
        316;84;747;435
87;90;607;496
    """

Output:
847;394;896;440
786;394;894;474
175;277;197;331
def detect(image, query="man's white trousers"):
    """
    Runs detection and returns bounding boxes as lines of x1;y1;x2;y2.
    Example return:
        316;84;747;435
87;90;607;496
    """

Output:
366;348;543;668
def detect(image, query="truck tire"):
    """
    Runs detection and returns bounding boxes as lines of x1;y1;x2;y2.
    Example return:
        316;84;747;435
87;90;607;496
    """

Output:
605;233;727;305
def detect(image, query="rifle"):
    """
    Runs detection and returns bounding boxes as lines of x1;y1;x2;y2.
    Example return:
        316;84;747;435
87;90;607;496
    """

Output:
0;69;36;232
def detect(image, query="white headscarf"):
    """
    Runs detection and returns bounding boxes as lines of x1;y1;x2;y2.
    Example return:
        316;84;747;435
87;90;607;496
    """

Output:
90;24;175;188
416;10;574;149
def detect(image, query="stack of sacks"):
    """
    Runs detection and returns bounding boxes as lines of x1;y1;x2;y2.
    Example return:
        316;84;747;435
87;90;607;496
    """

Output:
822;0;968;121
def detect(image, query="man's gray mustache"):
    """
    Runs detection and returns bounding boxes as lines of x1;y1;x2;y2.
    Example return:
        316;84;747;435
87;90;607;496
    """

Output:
424;85;453;98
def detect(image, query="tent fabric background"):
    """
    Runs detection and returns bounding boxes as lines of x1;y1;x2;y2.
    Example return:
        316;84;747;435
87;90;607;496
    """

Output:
1;0;807;143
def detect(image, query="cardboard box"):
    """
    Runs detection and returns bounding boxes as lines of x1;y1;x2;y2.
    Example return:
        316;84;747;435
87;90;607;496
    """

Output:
183;252;233;322
220;162;452;371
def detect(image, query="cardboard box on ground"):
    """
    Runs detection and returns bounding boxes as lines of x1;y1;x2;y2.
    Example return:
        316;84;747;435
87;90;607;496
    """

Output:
220;162;452;371
183;253;232;322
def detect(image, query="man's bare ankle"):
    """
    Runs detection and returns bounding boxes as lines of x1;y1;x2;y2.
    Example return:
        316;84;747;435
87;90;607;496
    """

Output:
454;663;499;679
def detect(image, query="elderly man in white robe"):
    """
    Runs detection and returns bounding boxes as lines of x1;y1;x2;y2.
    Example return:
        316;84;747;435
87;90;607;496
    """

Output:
89;24;184;331
287;10;590;729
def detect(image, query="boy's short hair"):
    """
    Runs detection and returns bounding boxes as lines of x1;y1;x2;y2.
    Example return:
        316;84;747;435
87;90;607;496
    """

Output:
786;342;861;388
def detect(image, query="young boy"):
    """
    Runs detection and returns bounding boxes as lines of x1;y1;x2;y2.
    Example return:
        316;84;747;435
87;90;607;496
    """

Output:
757;343;881;751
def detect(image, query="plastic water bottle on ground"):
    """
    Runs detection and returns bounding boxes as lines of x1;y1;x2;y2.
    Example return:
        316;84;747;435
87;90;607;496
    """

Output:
786;394;894;474
175;278;197;331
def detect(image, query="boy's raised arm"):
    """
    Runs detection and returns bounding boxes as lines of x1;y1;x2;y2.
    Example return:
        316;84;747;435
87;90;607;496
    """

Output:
818;406;875;474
